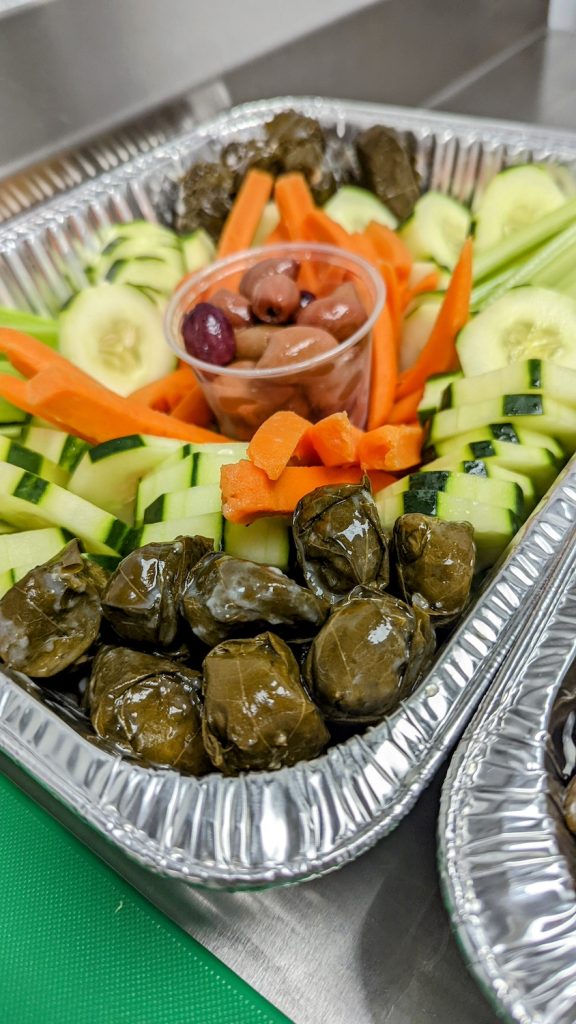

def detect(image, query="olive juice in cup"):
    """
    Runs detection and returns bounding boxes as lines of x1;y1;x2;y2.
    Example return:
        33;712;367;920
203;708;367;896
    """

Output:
164;243;385;441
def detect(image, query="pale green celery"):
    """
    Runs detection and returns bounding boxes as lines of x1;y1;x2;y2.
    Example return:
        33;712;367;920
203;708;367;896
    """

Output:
0;307;58;347
473;195;576;282
531;241;576;287
471;264;519;309
476;222;576;308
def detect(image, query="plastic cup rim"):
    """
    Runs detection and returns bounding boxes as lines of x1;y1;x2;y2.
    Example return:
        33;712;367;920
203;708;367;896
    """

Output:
163;241;386;380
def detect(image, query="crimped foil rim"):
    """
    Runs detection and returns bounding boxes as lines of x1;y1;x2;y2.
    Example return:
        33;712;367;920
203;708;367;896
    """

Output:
1;98;576;889
438;538;576;1024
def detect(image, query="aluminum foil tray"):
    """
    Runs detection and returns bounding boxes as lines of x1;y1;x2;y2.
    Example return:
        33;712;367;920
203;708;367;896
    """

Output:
438;501;576;1024
2;97;576;889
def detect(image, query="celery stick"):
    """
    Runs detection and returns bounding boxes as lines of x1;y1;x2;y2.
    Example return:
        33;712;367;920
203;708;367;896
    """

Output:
476;222;576;308
0;307;58;347
532;240;576;287
473;195;576;282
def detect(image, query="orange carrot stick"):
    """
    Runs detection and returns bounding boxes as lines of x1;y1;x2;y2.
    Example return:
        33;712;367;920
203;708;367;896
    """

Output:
131;365;198;413
217;169;274;259
247;410;312;481
300;209;353;249
358;424;423;472
364;222;413;282
367;305;397;431
221;460;396;524
274;173;316;239
0;327;63;377
396;238;472;399
169;387;213;427
405;271;440;303
307;412;362;467
387;388;424;425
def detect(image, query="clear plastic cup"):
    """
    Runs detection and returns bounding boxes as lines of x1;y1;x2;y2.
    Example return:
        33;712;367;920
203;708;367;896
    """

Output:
164;242;385;441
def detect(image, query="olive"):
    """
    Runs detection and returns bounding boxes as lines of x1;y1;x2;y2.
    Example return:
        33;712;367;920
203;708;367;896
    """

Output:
239;257;300;300
257;325;338;369
297;283;368;342
181;303;236;365
235;325;280;361
251;274;300;324
210;289;253;328
299;290;316;309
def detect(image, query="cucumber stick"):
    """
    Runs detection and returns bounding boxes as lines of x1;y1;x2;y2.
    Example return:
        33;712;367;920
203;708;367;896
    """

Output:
68;434;186;522
0;528;70;573
223;517;291;570
422;446;554;500
443;359;576;410
133;514;222;548
400;297;443;373
384;469;524;518
427;394;576;451
0;463;132;555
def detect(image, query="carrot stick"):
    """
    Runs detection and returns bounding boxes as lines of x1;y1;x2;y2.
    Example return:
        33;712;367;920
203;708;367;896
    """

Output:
405;271;440;303
248;410;312;481
131;365;198;413
221;460;396;524
265;223;290;245
358;424;423;472
301;209;353;249
387;388;424;425
396;238;472;399
169;387;212;427
364;222;413;282
217;169;274;259
378;261;403;342
367;305;397;431
0;327;63;377
274;173;316;239
307;412;362;467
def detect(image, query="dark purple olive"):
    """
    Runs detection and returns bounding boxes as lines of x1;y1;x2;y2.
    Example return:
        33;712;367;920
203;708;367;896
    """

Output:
299;290;316;310
181;302;236;365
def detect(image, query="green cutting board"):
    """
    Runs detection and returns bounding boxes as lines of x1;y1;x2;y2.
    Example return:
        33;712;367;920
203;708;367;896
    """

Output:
0;772;291;1024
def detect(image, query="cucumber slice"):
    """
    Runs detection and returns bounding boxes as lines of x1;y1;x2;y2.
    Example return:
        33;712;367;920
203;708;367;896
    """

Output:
400;296;443;373
135;442;248;522
399;192;471;270
180;229;216;273
17;427;89;472
68;434;186;523
473;165;568;252
0;463;132;555
416;455;536;509
375;487;519;570
0;527;70;573
251;202;280;247
426;423;565;462
142;484;221;524
427;394;576;451
132;514;222;549
0;436;68;486
91;239;181;283
457;287;576;376
443;359;576;410
418;372;462;424
423;445;554;500
97;221;181;250
105;253;183;295
0;570;14;597
58;284;176;396
0;521;17;535
222;517;290;570
385;470;524;518
323;186;398;232
193;444;248;485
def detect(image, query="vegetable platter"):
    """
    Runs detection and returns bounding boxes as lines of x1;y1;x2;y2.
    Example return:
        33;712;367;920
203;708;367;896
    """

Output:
1;98;576;889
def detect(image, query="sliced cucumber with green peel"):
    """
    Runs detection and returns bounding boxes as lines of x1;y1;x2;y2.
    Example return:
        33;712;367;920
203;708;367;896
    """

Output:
418;372;462;424
0;363;29;424
399;192;471;270
0;463;132;555
400;296;443;373
423;445;554;500
416;455;536;509
105;254;183;294
473;165;568;252
17;427;89;472
193;444;248;485
457;287;576;376
143;484;221;524
442;359;576;410
425;422;565;462
427;394;576;451
136;454;197;523
68;434;186;523
97;221;181;250
375;487;519;570
181;229;215;273
58;284;176;396
385;469;524;517
223;517;291;570
133;514;222;549
0;527;70;573
0;569;14;597
0;436;68;487
323;186;397;232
